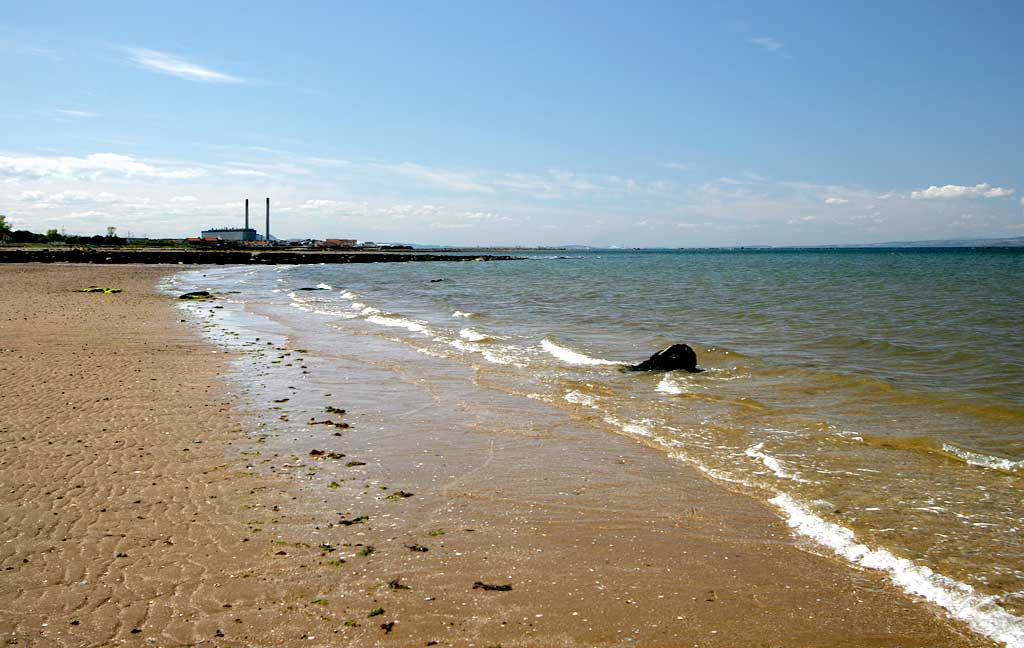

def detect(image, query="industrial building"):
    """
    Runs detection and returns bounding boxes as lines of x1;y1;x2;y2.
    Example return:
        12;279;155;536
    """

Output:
317;238;358;248
200;227;259;241
199;198;270;243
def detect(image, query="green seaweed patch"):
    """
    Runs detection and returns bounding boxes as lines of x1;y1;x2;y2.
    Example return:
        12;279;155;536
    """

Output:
319;543;335;553
357;545;375;557
387;578;411;590
343;619;359;627
338;515;368;526
325;406;346;415
405;544;429;552
384;490;414;501
327;559;345;567
427;529;445;537
328;481;341;489
311;598;329;606
368;607;384;618
75;286;123;294
345;461;366;467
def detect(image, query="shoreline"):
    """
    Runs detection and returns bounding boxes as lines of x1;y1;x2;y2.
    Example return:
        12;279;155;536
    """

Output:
0;248;521;265
0;263;997;647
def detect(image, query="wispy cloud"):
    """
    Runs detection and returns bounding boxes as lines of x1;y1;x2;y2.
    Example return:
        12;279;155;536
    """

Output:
910;183;1014;199
223;168;267;177
56;109;99;118
308;157;353;167
663;162;690;171
125;48;244;84
0;152;204;180
372;162;495;193
749;36;785;52
824;197;849;205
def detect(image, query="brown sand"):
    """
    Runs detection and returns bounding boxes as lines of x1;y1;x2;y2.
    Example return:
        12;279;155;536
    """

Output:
0;264;994;647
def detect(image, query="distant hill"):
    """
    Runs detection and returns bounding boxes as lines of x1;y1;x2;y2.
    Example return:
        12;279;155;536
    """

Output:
838;236;1024;248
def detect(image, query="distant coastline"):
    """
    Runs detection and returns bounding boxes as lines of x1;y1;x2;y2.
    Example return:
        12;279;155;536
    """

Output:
0;247;521;265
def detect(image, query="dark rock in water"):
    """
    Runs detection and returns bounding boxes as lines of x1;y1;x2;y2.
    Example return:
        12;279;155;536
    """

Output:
297;286;326;291
178;291;212;300
627;343;703;373
429;278;445;283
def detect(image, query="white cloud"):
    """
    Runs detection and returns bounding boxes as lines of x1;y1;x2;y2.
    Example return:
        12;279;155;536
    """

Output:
787;215;817;225
308;157;353;167
224;168;267;177
373;162;494;193
66;210;111;220
824;197;849;205
56;109;99;118
125;48;243;84
49;191;125;204
169;195;198;203
910;183;1014;199
0;152;205;180
750;37;785;52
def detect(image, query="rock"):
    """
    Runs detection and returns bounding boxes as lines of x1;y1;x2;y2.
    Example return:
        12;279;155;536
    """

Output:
626;343;703;373
178;291;212;300
472;581;512;591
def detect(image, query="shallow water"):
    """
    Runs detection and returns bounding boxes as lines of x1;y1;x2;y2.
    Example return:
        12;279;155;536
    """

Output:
171;248;1024;646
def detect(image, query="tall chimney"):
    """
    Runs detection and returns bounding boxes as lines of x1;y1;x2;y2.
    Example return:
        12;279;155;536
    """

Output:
265;197;270;242
244;198;249;231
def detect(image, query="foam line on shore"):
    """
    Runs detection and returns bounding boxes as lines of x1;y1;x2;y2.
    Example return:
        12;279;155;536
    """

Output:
771;493;1024;648
745;443;810;483
942;443;1024;474
541;339;627;366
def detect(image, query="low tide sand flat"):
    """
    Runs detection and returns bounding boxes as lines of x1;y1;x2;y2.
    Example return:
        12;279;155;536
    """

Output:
0;264;994;647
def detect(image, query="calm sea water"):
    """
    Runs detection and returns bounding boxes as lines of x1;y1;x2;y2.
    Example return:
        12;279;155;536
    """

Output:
174;249;1024;645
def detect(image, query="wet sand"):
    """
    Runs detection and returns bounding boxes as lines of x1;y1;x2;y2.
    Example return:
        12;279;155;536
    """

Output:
0;264;995;647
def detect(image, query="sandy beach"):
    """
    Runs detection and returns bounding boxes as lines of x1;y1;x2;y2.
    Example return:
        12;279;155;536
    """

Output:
0;264;996;648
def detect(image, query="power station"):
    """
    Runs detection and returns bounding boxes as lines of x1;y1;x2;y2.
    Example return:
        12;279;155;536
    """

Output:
200;198;269;242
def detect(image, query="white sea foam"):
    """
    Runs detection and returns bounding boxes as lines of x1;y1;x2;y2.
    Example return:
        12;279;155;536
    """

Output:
744;443;809;483
481;347;527;367
656;375;684;394
943;444;1024;474
316;283;333;290
541;339;627;366
563;390;597;407
459;328;488;342
604;415;655;438
452;310;477;318
289;302;338;317
365;314;431;335
771;492;1024;648
339;290;357;300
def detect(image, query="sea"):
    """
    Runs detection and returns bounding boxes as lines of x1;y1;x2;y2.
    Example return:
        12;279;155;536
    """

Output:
168;248;1024;646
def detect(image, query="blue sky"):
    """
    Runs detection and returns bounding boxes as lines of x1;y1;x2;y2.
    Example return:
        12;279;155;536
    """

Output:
2;1;1022;245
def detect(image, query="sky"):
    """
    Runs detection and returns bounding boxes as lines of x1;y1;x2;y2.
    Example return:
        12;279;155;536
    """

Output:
1;1;1022;246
